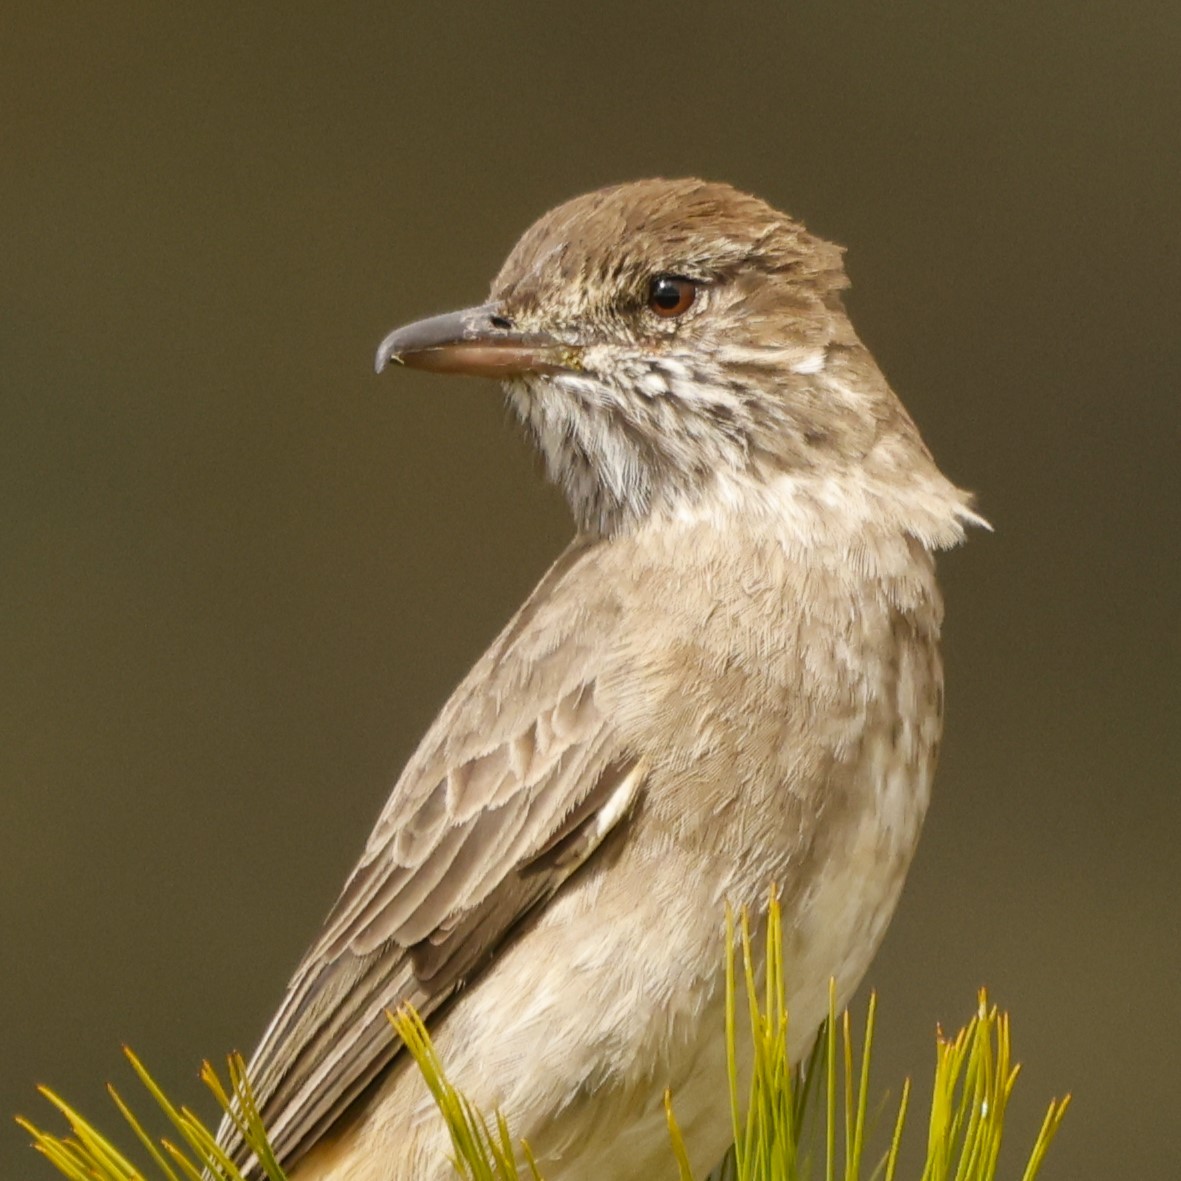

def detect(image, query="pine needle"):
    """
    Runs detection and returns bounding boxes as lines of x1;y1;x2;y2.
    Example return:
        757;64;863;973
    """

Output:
18;895;1070;1181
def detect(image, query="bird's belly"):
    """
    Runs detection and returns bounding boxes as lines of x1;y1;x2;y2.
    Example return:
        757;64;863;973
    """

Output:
547;783;927;1180
536;730;932;1181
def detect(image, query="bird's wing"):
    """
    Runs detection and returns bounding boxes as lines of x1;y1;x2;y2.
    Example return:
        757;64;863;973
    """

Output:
223;542;644;1173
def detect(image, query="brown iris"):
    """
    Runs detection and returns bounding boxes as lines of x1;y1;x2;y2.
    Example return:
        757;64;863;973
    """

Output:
647;275;697;318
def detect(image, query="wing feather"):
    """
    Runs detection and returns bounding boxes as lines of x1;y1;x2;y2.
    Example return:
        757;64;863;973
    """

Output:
221;542;643;1174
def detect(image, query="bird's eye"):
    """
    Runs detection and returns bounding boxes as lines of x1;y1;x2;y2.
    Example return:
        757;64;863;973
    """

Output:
647;275;697;318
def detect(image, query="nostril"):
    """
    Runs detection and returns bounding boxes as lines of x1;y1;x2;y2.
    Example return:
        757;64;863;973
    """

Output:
489;314;513;330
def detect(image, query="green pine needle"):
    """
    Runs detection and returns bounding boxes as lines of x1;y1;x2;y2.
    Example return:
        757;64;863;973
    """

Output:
18;895;1070;1181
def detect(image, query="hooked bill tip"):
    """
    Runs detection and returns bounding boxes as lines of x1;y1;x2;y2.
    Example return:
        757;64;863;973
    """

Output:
374;344;406;375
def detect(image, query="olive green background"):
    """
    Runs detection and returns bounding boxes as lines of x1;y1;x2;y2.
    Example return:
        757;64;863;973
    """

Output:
3;4;1177;1178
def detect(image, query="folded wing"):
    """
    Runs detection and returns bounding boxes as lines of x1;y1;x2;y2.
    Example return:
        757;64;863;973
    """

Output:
221;544;644;1173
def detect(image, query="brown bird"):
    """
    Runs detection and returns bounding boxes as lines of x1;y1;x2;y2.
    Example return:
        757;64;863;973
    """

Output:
224;178;984;1181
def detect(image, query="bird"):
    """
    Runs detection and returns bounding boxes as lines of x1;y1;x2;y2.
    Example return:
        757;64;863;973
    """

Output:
223;178;985;1181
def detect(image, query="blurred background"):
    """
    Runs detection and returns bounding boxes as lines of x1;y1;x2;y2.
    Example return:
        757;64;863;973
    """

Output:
3;3;1177;1178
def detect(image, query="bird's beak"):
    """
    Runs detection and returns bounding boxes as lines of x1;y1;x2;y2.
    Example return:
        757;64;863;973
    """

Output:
374;303;575;378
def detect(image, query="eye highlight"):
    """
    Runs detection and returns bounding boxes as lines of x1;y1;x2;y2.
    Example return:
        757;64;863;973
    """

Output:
647;275;697;318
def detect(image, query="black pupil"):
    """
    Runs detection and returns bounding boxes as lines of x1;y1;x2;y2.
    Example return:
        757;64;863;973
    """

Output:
652;277;685;309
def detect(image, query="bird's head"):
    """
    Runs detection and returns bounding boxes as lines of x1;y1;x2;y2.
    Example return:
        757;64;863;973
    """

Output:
377;179;979;542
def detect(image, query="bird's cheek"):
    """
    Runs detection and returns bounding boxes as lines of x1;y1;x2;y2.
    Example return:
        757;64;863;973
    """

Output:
575;343;623;379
